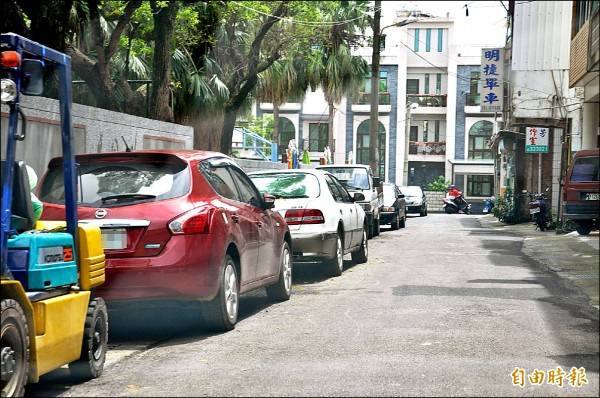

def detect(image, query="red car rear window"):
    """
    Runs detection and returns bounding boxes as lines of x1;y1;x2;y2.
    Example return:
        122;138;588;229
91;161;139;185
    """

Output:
39;161;190;207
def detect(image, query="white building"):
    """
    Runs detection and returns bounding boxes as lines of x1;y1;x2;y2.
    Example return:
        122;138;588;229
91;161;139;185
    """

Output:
255;2;504;204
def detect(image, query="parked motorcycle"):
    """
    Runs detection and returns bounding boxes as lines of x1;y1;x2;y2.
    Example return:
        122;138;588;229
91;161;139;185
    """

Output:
442;194;471;214
523;188;552;231
483;197;495;214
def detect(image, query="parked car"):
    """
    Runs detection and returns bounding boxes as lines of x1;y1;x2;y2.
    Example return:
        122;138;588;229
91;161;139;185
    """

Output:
562;148;599;235
380;182;406;230
399;185;428;216
248;169;368;277
38;150;293;332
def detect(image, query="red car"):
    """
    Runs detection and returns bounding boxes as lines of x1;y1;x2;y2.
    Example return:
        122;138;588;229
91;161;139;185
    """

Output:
38;150;292;331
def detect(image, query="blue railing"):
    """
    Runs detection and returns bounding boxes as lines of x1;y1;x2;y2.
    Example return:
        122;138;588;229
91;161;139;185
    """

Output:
232;127;278;162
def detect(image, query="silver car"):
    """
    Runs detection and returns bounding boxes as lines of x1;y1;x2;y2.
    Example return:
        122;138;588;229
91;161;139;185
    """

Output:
399;185;428;217
249;169;368;277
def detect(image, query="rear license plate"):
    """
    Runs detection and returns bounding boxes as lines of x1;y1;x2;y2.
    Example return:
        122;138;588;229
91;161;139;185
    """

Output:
529;207;540;214
585;193;599;200
101;228;127;250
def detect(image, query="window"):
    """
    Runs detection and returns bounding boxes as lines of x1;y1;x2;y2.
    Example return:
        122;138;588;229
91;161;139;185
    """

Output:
278;117;295;159
357;120;386;180
426;28;431;52
434;120;440;142
424;74;430;94
436;74;442;95
414;29;419;51
380;34;386;50
423;120;429;142
467;174;494;196
308;123;328;151
364;72;388;93
468;71;481;106
409;126;418;142
468;120;494;159
438;28;443;52
407;79;419;94
364;71;389;105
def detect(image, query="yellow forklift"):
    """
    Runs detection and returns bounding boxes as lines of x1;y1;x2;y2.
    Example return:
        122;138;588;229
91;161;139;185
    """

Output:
1;33;108;397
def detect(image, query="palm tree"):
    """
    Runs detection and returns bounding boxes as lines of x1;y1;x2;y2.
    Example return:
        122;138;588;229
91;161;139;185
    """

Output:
307;1;371;160
256;56;310;158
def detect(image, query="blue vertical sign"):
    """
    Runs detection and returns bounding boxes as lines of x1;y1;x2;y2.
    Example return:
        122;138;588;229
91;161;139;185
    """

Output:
480;48;504;112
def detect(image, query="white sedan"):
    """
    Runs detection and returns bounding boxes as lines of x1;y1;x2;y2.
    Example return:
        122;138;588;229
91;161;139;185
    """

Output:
248;169;368;276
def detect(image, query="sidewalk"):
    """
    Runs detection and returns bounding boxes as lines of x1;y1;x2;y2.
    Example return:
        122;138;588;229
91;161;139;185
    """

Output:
477;214;600;310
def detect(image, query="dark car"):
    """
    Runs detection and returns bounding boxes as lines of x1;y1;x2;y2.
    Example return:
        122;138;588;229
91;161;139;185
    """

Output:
380;182;406;230
562;148;599;235
38;150;293;331
399;185;428;216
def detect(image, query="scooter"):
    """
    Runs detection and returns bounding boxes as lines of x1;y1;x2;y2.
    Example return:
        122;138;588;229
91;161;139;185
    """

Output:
442;194;471;214
523;188;552;231
483;197;494;214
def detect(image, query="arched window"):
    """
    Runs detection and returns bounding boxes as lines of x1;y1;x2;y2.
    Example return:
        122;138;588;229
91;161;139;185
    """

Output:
357;120;386;179
468;120;493;159
278;117;295;159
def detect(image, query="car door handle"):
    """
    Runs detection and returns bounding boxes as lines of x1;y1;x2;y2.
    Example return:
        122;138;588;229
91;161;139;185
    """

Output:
231;214;240;223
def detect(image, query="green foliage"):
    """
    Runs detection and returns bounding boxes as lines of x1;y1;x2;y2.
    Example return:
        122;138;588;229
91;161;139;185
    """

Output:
426;176;450;192
245;115;274;140
494;187;518;224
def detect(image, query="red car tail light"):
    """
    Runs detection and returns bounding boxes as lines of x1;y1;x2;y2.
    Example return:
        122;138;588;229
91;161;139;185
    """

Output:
169;207;213;234
285;209;325;225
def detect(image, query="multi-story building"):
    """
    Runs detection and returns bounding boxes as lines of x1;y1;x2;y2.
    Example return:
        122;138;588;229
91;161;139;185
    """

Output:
490;0;585;222
255;2;503;205
569;0;599;150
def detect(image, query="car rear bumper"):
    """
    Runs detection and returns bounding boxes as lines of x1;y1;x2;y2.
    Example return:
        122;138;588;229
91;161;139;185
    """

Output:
563;203;599;220
95;234;226;303
291;231;338;262
380;211;396;224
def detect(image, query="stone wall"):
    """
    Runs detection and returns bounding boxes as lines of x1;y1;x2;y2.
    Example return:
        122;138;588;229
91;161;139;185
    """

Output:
425;191;445;213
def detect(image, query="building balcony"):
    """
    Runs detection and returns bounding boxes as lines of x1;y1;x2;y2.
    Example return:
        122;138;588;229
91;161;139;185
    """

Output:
351;92;392;113
407;94;447;108
465;94;480;106
569;7;599;87
409;141;446;156
353;92;391;105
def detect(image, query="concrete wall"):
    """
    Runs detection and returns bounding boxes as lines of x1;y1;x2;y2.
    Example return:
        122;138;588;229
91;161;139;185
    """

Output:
1;96;193;180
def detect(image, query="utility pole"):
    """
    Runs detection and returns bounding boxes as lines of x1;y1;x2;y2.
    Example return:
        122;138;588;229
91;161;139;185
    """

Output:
369;0;382;177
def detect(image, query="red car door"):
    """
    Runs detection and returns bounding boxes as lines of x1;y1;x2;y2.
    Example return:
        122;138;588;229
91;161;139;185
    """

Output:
229;167;280;283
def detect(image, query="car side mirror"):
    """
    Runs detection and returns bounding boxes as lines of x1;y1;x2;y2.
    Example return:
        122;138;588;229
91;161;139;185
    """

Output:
353;192;365;202
398;194;404;199
372;176;380;188
263;193;276;210
21;59;44;96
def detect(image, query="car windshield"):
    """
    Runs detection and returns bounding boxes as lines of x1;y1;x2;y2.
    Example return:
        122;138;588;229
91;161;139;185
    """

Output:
250;173;320;198
399;186;422;197
318;167;370;190
39;161;190;207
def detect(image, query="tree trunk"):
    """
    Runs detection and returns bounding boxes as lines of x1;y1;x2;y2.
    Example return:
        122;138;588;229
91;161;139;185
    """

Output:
149;1;177;122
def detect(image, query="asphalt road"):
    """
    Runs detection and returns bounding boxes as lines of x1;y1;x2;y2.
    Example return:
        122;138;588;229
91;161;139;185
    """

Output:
26;214;599;397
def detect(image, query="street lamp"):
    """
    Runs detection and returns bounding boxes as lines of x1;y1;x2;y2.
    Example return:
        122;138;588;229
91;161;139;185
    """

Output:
369;3;420;179
403;102;419;185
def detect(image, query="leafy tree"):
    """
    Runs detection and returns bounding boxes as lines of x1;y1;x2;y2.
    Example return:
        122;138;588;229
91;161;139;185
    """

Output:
426;175;450;192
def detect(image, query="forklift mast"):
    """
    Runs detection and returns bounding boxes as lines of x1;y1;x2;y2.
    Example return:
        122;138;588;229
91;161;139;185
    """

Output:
1;32;79;273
